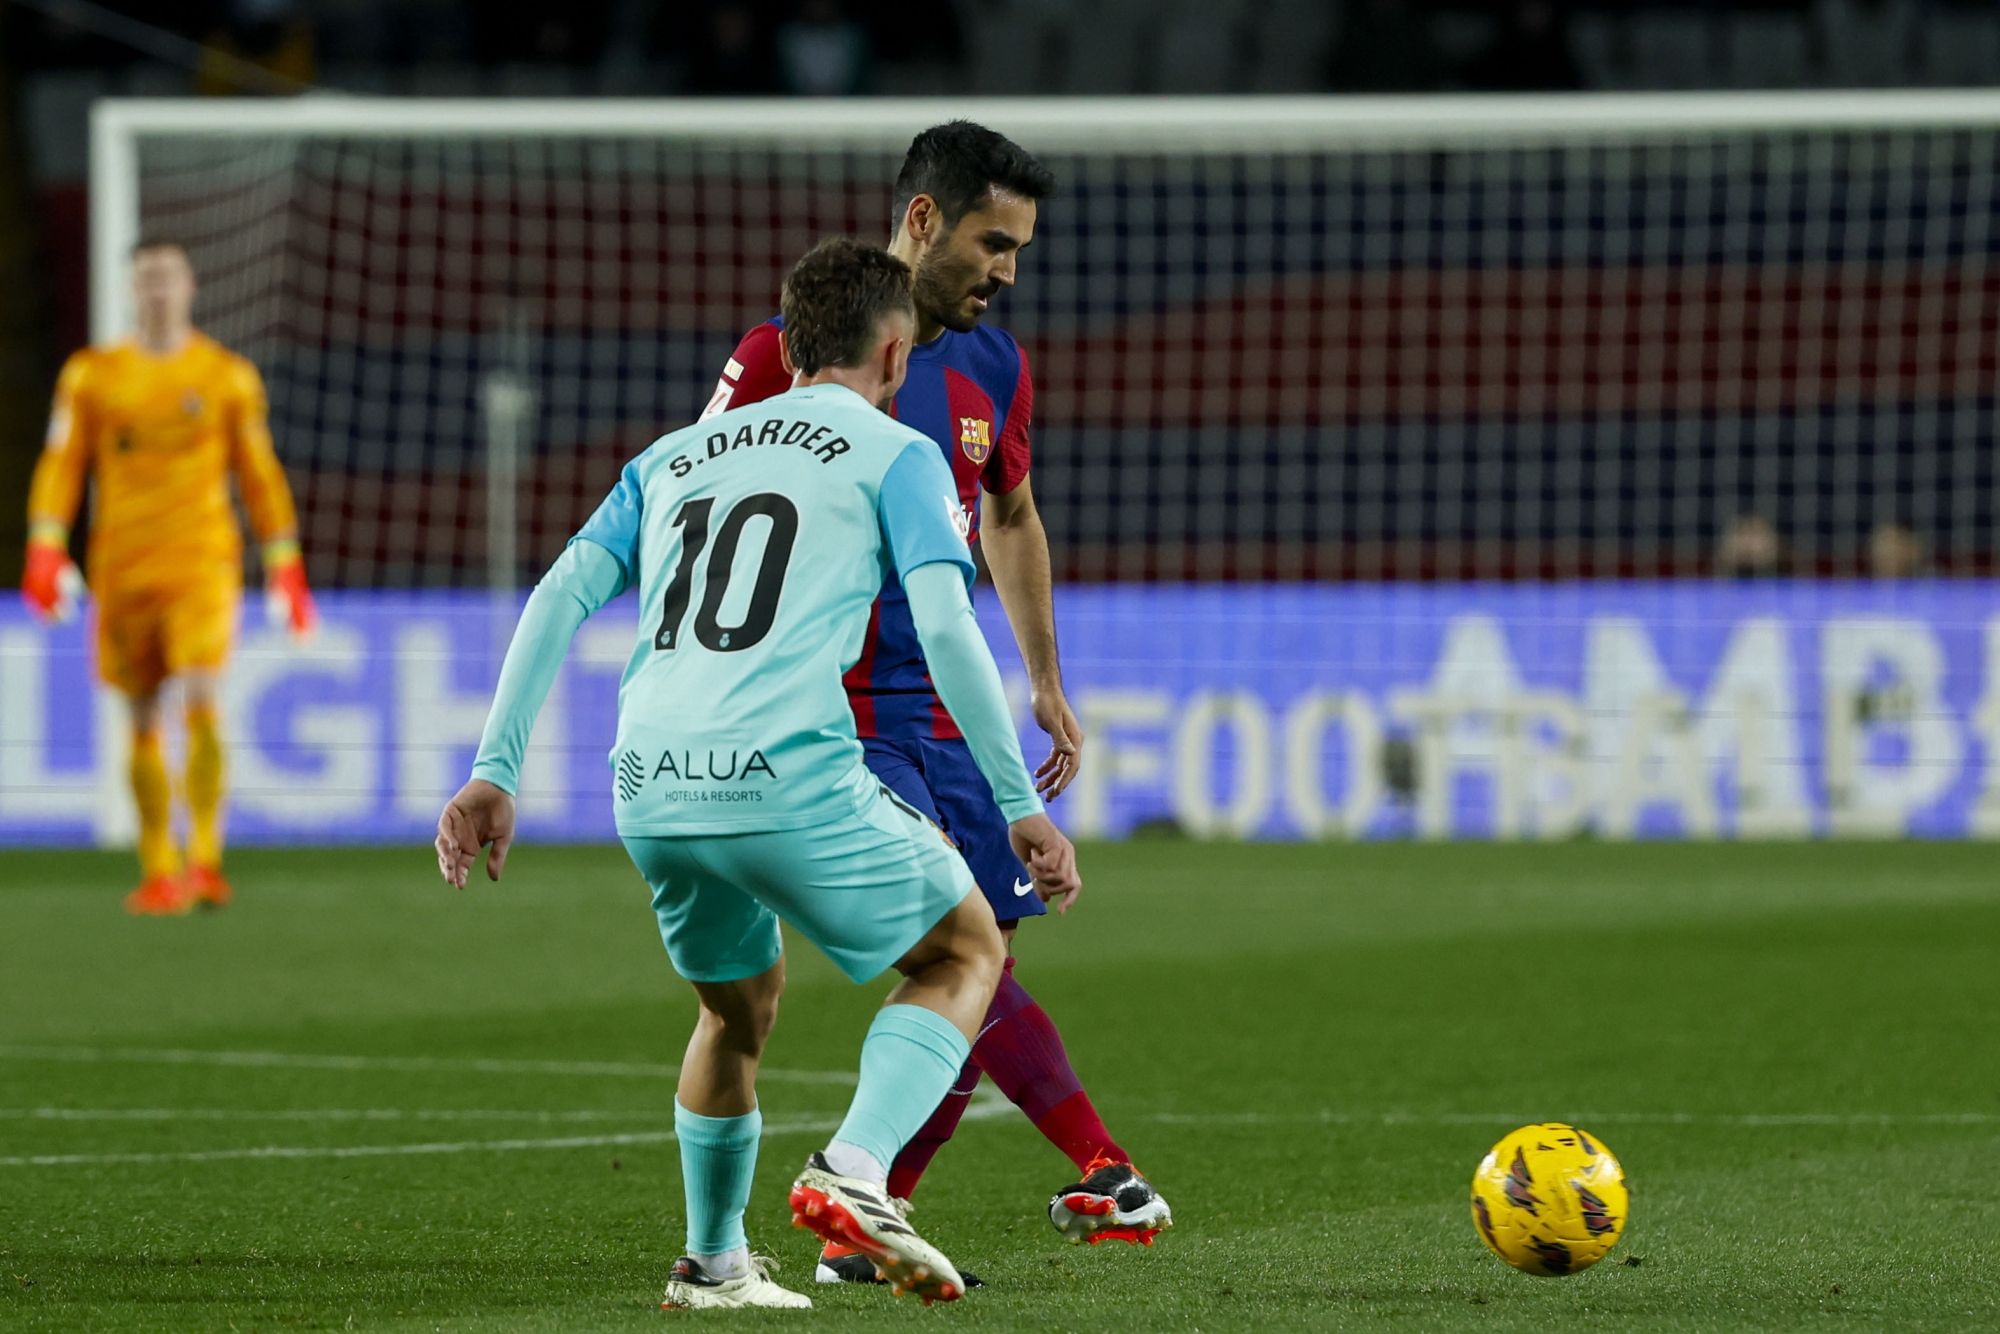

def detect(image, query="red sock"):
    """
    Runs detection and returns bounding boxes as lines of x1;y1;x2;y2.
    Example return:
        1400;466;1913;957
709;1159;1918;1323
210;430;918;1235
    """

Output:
972;959;1128;1173
885;961;1130;1201
886;1056;980;1201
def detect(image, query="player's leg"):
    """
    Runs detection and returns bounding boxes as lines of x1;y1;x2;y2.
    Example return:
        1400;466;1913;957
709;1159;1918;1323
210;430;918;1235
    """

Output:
670;964;789;1301
917;737;1172;1246
99;589;188;915
165;582;238;908
825;885;1004;1182
857;739;987;1192
121;688;189;914
707;794;1002;1302
178;668;229;906
623;835;808;1311
789;888;1003;1304
794;742;988;1284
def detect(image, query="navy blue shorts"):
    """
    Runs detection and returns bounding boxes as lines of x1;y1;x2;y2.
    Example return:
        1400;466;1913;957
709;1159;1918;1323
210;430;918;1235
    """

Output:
863;735;1045;924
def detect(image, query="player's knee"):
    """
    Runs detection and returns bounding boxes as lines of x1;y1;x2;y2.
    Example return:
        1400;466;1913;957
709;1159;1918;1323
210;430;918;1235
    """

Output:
694;994;778;1056
180;670;222;712
125;692;162;734
692;964;784;1054
952;894;1007;997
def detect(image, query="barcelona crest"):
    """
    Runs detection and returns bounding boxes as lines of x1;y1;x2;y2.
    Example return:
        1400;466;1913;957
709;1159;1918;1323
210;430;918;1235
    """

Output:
959;416;993;465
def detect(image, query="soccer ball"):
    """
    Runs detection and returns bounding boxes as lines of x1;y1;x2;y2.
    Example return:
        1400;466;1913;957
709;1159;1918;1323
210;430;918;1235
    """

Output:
1470;1123;1628;1276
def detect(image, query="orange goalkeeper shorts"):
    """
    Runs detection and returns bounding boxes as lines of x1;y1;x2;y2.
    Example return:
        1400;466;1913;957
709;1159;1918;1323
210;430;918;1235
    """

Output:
93;578;241;696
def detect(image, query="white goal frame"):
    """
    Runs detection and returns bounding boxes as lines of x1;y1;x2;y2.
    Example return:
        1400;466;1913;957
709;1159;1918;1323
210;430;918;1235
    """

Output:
89;90;2000;345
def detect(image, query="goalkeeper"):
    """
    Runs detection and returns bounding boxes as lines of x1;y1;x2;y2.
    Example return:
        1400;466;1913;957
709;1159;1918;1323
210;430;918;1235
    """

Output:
20;239;317;915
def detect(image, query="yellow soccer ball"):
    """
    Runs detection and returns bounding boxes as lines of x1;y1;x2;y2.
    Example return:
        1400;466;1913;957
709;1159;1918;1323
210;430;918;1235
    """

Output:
1470;1123;1628;1276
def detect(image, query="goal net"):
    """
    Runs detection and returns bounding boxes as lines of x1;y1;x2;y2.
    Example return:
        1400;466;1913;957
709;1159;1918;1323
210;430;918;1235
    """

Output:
49;95;2000;844
94;95;2000;589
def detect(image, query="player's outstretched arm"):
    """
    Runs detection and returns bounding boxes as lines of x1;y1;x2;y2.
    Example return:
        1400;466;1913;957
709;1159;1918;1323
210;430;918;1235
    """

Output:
904;560;1080;912
435;538;626;887
880;438;1083;908
983;477;1082;800
21;356;92;623
436;778;515;887
227;357;318;639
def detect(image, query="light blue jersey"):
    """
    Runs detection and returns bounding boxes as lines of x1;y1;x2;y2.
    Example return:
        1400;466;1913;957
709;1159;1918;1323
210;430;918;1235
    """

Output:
572;383;975;836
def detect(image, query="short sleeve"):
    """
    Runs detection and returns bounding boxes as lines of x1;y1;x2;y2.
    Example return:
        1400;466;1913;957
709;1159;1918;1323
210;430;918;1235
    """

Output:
983;342;1033;495
572;460;642;592
701;321;794;419
879;441;977;588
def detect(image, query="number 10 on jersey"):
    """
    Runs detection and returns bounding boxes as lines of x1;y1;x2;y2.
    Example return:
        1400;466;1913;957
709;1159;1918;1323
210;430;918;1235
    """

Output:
654;492;801;654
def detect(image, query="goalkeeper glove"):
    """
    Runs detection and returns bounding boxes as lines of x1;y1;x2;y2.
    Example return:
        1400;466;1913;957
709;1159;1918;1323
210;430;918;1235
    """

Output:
21;525;84;623
263;538;318;640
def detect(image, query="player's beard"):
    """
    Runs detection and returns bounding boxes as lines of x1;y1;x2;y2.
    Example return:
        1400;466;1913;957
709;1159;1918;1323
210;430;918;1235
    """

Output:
913;250;991;335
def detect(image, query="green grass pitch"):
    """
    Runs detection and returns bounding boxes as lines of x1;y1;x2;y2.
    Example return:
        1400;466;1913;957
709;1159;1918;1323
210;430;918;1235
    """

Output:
1;840;1995;1331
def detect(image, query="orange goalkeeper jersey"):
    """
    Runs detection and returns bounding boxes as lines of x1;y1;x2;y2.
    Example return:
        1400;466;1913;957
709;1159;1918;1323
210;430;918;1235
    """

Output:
27;333;300;592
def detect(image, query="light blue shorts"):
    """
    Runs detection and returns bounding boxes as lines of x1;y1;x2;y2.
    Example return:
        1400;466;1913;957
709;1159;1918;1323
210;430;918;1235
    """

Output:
622;785;977;984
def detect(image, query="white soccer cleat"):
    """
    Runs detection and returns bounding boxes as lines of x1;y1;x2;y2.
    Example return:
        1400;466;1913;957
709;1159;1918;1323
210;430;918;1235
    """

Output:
660;1253;811;1310
1049;1156;1174;1245
811;1196;985;1289
789;1153;967;1304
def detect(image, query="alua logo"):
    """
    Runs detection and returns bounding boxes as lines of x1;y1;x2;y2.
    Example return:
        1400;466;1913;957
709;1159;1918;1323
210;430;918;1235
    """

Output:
651;749;778;782
615;749;646;802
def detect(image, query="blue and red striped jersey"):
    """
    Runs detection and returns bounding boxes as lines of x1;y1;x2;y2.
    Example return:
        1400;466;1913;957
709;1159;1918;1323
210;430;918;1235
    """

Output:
705;316;1034;740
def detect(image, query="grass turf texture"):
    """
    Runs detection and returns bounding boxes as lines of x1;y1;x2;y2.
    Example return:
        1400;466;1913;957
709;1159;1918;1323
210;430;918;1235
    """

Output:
0;841;1995;1332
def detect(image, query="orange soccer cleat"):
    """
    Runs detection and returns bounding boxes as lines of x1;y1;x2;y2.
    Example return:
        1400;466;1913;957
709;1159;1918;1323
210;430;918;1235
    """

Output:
1048;1156;1174;1246
789;1153;965;1305
123;873;195;916
183;865;233;910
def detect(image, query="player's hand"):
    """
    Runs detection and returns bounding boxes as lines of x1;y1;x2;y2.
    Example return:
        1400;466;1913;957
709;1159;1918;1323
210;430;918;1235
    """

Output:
21;540;83;624
1030;683;1083;801
263;542;318;640
1007;812;1080;914
435;778;516;888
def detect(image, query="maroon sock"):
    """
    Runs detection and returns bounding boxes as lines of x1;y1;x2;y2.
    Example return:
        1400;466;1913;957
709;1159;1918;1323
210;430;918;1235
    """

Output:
972;959;1128;1173
885;1055;981;1201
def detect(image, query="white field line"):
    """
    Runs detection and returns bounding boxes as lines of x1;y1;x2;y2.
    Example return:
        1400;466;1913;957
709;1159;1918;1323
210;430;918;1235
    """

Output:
17;1103;1983;1131
1155;1110;2000;1128
0;1044;855;1085
1;1107;678;1123
4;1125;782;1168
0;1093;1015;1169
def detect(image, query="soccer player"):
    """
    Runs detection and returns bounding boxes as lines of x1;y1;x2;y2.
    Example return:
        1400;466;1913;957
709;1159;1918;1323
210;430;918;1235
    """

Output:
433;239;1082;1311
704;121;1171;1276
20;239;317;914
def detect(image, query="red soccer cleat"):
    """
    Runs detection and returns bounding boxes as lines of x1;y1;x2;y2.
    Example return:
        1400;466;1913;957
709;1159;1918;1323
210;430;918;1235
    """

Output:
183;865;233;910
124;874;195;916
1048;1155;1174;1245
789;1154;965;1305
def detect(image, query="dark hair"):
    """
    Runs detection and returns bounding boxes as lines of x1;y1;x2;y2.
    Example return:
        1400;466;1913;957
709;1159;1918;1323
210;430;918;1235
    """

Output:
780;238;916;374
130;236;187;258
892;120;1057;228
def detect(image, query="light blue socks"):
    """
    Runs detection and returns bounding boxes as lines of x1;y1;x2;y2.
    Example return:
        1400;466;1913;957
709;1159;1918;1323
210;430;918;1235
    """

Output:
674;1101;761;1258
828;1004;972;1184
